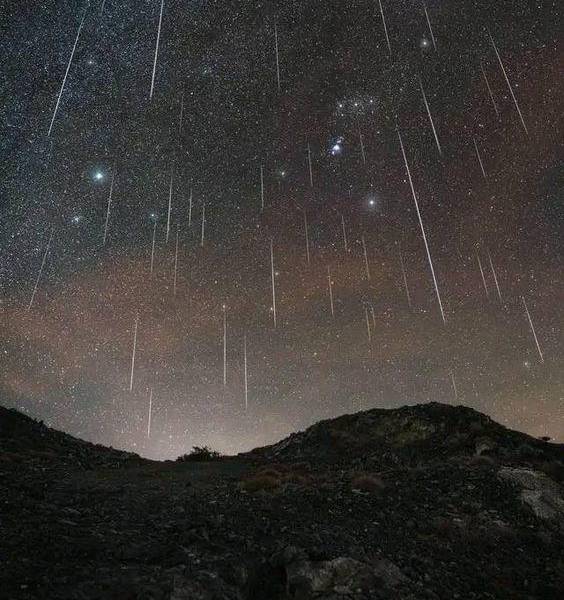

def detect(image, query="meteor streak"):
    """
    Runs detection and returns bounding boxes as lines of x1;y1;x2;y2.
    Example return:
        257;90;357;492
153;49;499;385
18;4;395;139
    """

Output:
129;315;139;392
377;0;391;54
397;126;446;324
150;0;165;100
47;7;88;136
28;229;54;310
419;77;442;155
521;296;544;363
488;31;528;134
102;164;116;245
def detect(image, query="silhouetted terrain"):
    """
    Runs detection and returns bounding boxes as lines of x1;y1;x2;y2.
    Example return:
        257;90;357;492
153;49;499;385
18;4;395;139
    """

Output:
2;403;563;599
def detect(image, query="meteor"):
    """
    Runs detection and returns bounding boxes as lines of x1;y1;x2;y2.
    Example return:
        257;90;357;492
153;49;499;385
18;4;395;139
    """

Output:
377;0;391;54
147;388;153;438
473;137;487;179
419;77;442;155
476;250;489;298
422;1;437;50
129;315;139;392
521;296;544;363
488;31;528;134
102;164;116;245
28;229;54;310
327;266;335;318
480;62;500;119
270;239;277;327
362;236;371;280
274;20;281;91
397;126;446;324
150;0;165;100
47;7;88;136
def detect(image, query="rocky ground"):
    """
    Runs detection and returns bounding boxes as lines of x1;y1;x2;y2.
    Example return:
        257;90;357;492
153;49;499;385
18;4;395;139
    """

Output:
1;403;563;599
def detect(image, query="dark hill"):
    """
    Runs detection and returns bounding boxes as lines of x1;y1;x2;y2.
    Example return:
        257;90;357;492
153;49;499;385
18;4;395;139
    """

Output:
246;402;564;467
0;405;146;471
1;402;563;600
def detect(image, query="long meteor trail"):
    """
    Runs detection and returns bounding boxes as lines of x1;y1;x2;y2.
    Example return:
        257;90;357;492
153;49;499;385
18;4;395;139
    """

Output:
28;229;54;310
487;248;503;303
480;62;500;119
397;127;446;324
488;31;528;134
103;164;116;245
147;388;153;438
150;221;157;275
223;304;227;386
327;266;335;318
476;250;489;298
47;8;88;136
166;168;173;243
473;137;487;179
129;315;139;392
307;144;314;188
150;0;165;100
303;209;310;265
377;0;391;55
423;1;437;50
521;296;544;363
274;20;281;91
243;335;248;410
270;239;277;328
419;77;442;155
399;246;412;308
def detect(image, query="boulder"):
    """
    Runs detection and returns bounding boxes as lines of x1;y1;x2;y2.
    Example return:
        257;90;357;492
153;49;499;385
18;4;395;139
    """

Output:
498;467;564;527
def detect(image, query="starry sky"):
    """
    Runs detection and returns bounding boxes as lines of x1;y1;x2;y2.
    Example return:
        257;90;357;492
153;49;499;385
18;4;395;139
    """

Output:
1;0;562;459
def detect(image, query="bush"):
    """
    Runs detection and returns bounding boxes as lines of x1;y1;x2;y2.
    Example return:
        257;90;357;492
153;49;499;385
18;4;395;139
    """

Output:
350;473;385;493
241;474;281;493
176;446;221;462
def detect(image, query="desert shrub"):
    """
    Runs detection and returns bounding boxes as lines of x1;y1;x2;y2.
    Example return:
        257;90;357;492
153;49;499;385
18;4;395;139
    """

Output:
176;445;221;462
467;454;496;468
350;473;385;493
537;460;564;483
241;474;281;492
255;467;284;479
284;472;309;486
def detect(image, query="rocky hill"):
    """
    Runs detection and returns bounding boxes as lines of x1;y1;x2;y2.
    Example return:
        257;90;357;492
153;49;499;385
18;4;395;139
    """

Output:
247;402;564;467
1;402;563;599
0;405;146;471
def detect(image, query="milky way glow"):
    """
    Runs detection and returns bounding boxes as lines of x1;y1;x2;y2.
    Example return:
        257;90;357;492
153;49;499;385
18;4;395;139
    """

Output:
1;1;562;459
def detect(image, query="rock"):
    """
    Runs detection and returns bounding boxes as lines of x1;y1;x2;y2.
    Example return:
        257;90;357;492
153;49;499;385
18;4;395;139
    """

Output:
475;437;496;456
498;467;564;526
284;554;406;597
286;556;373;596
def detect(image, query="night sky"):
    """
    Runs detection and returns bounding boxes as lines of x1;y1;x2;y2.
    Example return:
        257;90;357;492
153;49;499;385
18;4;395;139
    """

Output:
1;0;562;459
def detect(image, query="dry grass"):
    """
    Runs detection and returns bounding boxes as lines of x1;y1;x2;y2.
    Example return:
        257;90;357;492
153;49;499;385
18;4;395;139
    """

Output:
350;473;385;493
241;474;281;493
